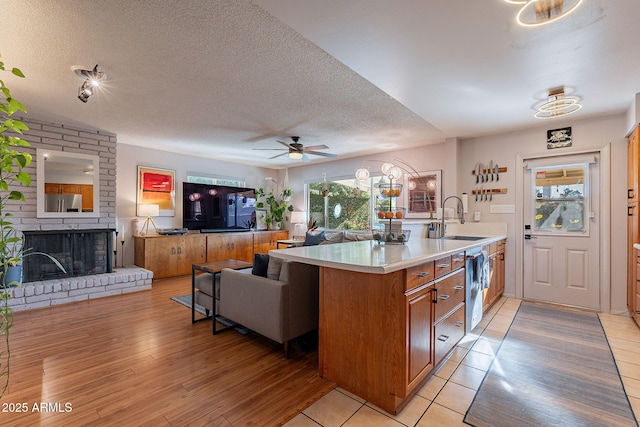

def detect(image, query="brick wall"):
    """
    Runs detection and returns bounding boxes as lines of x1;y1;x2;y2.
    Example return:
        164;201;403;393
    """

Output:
10;117;117;232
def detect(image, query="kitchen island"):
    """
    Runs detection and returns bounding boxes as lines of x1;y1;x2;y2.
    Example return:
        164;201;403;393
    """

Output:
270;234;506;414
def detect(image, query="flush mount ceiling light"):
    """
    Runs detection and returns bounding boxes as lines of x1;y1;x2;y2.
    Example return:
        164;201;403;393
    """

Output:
506;0;584;26
534;87;582;119
72;64;107;103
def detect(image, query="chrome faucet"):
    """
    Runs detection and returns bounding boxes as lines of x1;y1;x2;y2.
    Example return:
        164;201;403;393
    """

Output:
441;195;465;237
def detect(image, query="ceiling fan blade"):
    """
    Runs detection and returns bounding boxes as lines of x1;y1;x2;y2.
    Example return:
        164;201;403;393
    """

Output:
305;150;337;158
252;148;287;151
269;152;288;159
301;144;329;151
302;154;310;163
276;140;293;149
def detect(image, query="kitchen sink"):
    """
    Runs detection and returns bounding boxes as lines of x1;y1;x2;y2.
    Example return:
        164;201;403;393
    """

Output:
443;235;486;241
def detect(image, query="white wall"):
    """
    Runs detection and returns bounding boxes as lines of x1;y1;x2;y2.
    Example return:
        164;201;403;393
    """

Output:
116;144;278;264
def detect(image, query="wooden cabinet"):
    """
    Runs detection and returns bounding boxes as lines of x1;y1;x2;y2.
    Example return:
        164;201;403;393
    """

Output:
433;269;465;365
482;239;506;313
628;126;640;327
206;232;254;263
134;230;290;279
406;285;433;390
319;250;468;415
134;234;207;279
254;230;289;254
45;182;94;212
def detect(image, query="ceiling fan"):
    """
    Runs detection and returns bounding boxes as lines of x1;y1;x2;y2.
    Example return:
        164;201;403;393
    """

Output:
254;136;337;162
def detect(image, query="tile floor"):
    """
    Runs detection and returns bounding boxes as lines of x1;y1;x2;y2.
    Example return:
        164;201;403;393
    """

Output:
284;297;640;426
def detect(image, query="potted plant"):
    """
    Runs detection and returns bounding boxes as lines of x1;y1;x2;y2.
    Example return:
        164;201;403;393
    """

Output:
0;57;64;398
255;187;293;230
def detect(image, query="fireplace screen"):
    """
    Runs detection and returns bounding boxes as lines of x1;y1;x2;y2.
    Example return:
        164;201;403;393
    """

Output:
23;229;113;283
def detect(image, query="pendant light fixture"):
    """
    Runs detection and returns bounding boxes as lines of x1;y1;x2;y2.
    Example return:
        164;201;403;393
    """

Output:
505;0;584;27
534;87;582;119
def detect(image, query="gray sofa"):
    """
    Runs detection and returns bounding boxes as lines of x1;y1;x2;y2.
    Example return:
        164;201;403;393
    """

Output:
195;259;319;357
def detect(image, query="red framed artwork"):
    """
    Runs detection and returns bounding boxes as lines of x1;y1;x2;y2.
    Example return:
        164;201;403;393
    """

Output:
137;166;176;216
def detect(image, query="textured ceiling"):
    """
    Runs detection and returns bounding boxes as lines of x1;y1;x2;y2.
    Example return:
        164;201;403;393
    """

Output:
2;0;638;168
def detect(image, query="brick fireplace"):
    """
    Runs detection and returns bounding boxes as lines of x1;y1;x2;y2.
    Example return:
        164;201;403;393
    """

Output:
23;229;113;282
5;118;153;312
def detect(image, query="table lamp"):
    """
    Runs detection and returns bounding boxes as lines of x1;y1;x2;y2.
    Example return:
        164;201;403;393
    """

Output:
290;211;306;240
138;204;160;236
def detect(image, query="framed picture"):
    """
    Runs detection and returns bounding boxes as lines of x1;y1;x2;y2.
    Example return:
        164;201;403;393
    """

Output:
255;209;267;230
403;170;442;219
547;127;572;149
137;166;176;217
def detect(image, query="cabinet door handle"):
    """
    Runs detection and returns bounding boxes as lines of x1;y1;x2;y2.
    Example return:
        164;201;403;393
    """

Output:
452;257;463;262
438;294;450;300
178;246;182;254
432;288;438;303
437;335;450;342
630;189;635;199
454;321;464;328
172;247;176;255
629;205;635;217
437;263;450;268
453;285;464;290
417;272;430;278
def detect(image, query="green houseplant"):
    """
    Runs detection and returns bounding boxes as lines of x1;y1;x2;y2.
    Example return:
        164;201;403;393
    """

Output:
255;187;293;230
0;56;31;399
0;57;64;399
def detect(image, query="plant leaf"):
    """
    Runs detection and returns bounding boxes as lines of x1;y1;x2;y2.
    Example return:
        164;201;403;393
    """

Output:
16;171;31;186
11;68;24;78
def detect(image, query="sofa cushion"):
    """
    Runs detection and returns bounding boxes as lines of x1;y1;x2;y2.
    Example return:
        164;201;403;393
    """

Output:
320;230;344;244
303;230;325;246
344;230;374;241
252;253;270;277
267;256;283;280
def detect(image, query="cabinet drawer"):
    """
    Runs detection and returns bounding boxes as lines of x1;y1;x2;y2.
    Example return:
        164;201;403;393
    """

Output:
451;251;465;271
406;261;435;291
434;255;452;278
434;304;465;364
433;269;465;322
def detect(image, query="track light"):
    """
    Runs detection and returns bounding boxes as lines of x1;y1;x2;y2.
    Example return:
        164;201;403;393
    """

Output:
72;64;107;103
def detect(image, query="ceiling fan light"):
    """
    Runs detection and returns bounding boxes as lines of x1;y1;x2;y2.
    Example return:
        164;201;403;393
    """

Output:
289;151;303;160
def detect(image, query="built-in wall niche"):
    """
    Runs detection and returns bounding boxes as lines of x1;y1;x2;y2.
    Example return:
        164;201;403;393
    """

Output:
36;149;100;218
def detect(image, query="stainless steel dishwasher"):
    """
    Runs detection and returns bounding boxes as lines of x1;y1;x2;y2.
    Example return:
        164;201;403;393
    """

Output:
465;247;485;333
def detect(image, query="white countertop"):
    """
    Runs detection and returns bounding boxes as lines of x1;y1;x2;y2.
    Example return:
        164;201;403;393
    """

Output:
270;234;506;274
634;243;640;250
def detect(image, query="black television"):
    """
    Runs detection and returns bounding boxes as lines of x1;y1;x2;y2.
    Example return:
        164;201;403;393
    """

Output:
182;182;256;232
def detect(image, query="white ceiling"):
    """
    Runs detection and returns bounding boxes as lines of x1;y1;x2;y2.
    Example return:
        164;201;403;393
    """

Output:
2;0;638;168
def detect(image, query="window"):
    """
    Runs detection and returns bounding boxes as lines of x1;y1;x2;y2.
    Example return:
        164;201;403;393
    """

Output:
306;175;403;230
533;164;587;233
307;177;372;230
186;174;245;187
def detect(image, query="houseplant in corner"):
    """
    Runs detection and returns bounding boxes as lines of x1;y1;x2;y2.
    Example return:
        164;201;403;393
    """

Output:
0;57;63;399
255;187;293;230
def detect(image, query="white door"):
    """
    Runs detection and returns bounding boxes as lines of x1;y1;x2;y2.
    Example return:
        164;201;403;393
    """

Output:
523;153;600;310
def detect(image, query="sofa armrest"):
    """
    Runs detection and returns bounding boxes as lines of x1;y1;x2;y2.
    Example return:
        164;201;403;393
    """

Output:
219;268;287;343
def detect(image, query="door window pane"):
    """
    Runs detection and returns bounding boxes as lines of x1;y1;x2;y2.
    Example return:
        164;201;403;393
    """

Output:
533;164;586;232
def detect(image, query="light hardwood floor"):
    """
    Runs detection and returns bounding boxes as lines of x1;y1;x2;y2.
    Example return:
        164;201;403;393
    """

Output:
0;274;334;426
4;275;640;427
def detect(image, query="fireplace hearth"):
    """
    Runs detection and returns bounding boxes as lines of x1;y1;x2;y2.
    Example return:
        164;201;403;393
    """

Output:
23;229;113;283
